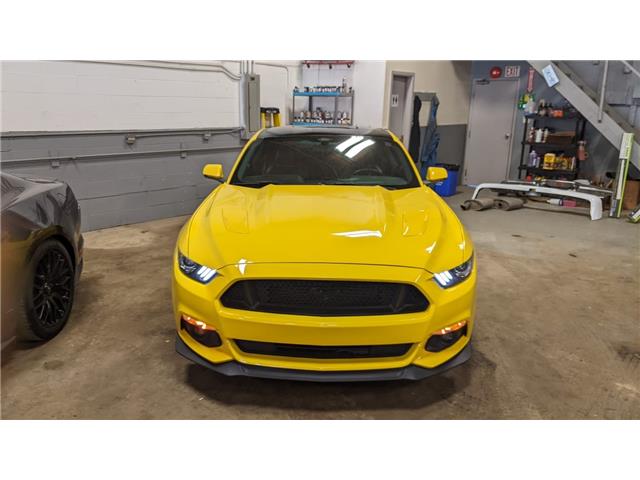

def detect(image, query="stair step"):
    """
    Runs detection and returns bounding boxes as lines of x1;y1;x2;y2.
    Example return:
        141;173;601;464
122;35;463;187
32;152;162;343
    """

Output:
532;60;640;153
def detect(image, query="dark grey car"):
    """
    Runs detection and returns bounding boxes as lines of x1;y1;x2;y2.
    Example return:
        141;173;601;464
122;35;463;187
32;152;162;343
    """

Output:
1;172;83;349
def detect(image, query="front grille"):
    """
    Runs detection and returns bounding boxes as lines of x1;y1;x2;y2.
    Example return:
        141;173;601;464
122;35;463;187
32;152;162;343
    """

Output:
220;280;429;316
235;339;412;359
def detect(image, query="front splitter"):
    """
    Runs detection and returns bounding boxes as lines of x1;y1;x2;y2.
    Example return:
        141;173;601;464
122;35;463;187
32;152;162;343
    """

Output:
176;334;472;382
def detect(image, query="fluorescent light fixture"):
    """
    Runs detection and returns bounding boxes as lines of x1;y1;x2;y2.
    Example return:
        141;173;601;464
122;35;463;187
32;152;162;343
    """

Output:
336;136;363;152
345;139;375;159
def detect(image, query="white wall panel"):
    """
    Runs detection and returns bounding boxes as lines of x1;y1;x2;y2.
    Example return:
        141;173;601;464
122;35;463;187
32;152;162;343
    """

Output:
254;61;301;124
1;60;303;132
301;63;354;88
1;61;241;131
352;61;386;128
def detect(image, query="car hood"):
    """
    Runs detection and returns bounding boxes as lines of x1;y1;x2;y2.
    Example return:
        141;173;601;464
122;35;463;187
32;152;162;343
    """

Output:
1;173;67;212
187;184;471;274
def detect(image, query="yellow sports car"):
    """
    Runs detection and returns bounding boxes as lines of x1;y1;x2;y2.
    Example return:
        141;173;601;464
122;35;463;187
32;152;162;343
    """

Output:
173;127;476;381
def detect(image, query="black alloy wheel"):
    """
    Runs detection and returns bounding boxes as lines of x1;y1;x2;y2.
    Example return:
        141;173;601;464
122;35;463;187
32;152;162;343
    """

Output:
20;239;75;341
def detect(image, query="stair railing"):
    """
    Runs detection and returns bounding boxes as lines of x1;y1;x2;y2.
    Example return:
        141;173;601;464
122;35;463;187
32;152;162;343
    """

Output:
598;60;640;125
597;61;609;122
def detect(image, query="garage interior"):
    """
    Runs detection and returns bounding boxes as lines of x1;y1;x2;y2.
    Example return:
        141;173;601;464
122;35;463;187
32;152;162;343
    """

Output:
1;60;639;419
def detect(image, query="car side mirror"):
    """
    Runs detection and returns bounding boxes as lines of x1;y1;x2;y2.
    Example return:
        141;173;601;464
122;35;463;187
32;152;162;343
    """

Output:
425;166;448;183
203;164;224;181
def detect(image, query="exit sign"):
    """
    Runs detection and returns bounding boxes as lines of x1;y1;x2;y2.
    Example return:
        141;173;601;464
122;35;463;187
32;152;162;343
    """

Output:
505;65;520;78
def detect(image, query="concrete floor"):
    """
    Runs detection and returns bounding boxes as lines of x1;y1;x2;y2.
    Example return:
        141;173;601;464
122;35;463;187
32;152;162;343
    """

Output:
2;189;639;419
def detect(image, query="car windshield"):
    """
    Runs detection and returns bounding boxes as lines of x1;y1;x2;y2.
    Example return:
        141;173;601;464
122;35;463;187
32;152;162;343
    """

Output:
230;134;421;189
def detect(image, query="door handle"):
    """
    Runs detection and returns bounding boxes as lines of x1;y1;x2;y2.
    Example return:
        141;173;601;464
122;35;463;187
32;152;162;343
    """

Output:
505;133;511;139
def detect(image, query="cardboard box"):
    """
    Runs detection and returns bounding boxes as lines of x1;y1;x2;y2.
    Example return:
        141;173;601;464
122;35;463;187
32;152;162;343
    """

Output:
623;180;640;210
546;131;575;144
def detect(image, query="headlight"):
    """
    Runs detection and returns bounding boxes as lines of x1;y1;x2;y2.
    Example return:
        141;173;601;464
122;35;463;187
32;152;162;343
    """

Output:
433;254;474;288
178;251;217;284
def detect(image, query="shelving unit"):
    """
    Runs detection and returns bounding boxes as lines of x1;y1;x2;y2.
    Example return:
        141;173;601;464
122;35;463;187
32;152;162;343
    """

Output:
518;113;586;180
291;90;354;127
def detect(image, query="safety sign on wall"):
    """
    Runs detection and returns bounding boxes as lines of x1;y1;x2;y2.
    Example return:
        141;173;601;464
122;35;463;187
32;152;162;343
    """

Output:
542;64;560;87
504;65;520;78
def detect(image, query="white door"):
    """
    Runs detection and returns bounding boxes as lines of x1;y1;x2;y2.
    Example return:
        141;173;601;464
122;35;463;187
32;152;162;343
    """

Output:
464;79;519;185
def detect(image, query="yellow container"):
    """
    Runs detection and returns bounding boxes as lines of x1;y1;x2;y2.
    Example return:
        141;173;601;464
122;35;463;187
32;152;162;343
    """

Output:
543;153;556;170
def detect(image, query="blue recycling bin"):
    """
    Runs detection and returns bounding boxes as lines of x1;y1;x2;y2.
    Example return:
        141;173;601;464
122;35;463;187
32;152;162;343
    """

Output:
432;163;459;197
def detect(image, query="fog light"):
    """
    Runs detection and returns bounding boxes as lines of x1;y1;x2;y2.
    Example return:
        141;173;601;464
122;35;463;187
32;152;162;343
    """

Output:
180;314;222;347
426;321;467;352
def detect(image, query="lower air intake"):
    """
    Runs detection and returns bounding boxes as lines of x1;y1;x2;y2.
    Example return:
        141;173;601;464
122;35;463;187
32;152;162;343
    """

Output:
235;340;412;359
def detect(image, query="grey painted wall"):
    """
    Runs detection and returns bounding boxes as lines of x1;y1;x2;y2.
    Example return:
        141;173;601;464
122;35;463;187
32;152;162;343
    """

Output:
1;129;244;231
414;124;466;183
437;124;467;171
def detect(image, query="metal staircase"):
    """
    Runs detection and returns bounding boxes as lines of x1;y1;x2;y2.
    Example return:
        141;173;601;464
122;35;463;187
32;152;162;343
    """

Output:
528;60;639;172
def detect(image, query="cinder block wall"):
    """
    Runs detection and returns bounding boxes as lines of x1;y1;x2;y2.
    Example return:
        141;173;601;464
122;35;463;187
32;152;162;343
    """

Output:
0;61;242;131
1;129;244;231
0;61;299;231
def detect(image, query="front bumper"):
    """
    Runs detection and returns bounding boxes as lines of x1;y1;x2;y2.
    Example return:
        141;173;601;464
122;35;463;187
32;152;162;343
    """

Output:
176;333;472;382
172;260;476;378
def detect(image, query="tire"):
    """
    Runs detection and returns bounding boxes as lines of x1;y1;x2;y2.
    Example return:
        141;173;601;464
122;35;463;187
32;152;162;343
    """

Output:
17;239;76;341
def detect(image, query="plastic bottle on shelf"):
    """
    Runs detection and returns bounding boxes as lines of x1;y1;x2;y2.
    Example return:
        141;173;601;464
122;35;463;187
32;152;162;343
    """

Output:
534;128;543;143
527;92;536;114
542;128;549;143
577;141;587;161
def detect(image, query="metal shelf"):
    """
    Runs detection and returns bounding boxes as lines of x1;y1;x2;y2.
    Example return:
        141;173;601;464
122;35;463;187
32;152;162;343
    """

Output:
292;89;354;127
524;113;580;120
293;91;353;97
302;60;354;68
522;142;578;149
518;112;586;180
520;166;578;177
291;122;352;127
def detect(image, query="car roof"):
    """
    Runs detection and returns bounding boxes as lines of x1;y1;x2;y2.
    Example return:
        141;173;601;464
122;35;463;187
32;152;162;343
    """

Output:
258;126;392;138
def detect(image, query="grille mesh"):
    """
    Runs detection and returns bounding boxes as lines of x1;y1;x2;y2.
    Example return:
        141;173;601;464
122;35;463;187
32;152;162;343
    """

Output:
220;279;429;316
235;340;412;359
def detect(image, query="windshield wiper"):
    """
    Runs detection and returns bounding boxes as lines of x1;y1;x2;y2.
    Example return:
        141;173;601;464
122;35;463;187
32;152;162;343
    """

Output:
323;180;402;190
235;181;402;190
234;181;279;188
